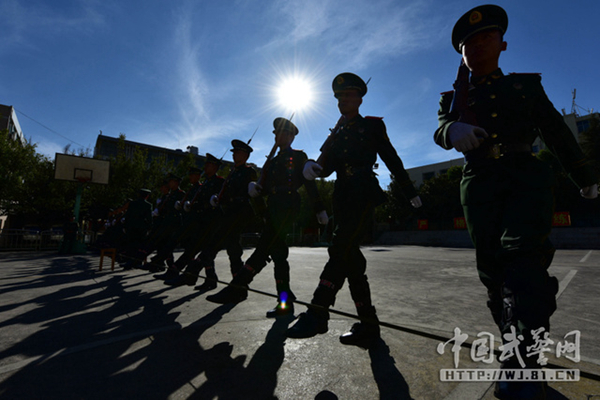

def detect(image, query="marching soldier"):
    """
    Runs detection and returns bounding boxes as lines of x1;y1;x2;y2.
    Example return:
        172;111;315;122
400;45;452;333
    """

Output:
121;188;152;269
146;173;184;272
154;166;203;280
141;179;169;263
164;154;225;287
207;118;328;318
433;5;598;398
286;72;422;349
195;139;261;290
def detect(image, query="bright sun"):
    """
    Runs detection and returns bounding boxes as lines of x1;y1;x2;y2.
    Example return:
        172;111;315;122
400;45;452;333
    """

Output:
277;77;314;113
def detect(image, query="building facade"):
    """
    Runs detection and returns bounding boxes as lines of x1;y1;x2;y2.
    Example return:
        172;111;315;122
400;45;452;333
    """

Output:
408;111;599;187
93;134;234;170
0;105;26;146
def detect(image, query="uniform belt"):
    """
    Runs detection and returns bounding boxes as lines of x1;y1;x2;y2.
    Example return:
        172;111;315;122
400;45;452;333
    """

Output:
337;165;372;179
270;187;296;195
465;143;533;162
225;197;250;204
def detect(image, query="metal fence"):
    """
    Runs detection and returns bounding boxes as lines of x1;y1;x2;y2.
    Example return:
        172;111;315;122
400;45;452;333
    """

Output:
0;229;96;251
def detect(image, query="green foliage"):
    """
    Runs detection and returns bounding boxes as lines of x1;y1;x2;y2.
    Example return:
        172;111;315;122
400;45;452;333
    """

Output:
0;130;62;218
579;117;600;179
385;166;463;230
298;178;335;230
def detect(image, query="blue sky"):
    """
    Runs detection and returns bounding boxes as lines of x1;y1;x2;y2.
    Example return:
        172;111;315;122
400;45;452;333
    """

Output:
1;0;598;188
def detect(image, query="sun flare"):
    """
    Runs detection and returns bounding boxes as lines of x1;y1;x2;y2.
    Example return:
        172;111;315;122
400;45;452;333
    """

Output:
276;77;314;113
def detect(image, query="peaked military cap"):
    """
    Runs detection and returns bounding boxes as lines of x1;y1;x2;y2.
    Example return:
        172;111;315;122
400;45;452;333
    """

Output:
188;166;202;175
231;139;253;153
166;173;181;182
273;117;299;135
205;153;222;165
332;72;367;97
139;188;151;198
452;4;508;53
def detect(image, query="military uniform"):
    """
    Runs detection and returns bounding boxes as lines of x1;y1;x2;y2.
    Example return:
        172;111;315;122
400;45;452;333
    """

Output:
434;5;598;399
287;73;420;348
211;140;258;276
148;174;184;272
142;182;169;259
207;119;325;315
164;156;225;286
122;189;152;268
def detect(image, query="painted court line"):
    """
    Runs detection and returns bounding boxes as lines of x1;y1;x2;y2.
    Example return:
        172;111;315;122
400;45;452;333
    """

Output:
580;250;593;263
556;270;578;300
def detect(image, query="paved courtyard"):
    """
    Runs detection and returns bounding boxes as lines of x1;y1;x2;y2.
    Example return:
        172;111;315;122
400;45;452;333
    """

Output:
0;246;598;399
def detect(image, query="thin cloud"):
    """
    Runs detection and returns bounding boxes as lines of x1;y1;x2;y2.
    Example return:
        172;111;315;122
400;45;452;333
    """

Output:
0;0;108;53
273;0;441;68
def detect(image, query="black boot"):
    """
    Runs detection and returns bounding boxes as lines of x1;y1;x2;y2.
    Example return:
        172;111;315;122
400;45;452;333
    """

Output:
266;282;296;318
286;309;328;338
195;266;218;292
164;271;197;287
206;264;254;304
154;263;180;280
205;285;247;303
339;306;380;349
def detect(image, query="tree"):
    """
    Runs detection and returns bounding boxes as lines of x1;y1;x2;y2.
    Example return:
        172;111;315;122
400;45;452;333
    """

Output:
385;166;463;230
0;130;56;216
579;117;600;179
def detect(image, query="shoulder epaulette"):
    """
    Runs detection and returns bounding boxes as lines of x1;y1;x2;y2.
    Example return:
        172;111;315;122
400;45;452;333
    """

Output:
365;116;383;120
440;90;454;95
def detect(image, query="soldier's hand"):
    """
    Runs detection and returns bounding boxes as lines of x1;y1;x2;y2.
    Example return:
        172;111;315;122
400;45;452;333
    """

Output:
248;182;262;198
410;196;423;208
152;209;159;217
303;160;323;180
449;122;488;152
210;195;219;207
580;184;598;199
316;210;329;225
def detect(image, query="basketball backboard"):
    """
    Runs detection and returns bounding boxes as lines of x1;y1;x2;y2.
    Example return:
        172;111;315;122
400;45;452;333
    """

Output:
54;153;110;185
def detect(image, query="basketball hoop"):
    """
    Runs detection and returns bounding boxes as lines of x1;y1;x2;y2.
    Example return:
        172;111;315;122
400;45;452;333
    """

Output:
74;168;93;183
76;177;91;184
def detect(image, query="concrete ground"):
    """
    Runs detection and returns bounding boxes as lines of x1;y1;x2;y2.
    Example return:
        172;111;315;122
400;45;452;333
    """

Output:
0;246;598;399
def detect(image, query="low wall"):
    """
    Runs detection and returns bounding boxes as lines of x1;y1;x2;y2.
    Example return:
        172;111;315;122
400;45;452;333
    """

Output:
375;227;600;250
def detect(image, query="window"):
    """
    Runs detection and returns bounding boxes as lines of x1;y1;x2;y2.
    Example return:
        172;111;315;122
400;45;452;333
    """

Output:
576;120;590;133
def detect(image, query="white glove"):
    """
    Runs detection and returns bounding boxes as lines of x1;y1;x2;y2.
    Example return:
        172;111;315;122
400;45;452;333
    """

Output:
156;198;162;205
152;209;159;217
410;196;423;208
248;182;262;198
581;184;598;199
303;160;323;181
316;210;329;225
210;194;219;207
183;201;191;212
174;200;182;210
448;122;488;152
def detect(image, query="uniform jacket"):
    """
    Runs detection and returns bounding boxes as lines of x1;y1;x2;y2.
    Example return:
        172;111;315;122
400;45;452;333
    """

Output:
262;148;324;213
434;69;597;188
320;114;417;202
124;198;152;232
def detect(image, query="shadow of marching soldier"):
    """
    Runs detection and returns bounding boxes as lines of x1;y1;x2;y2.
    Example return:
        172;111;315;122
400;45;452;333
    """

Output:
368;338;413;400
189;315;294;400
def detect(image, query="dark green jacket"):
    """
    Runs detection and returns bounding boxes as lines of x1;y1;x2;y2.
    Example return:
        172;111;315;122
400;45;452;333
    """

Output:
434;69;597;188
262;148;324;213
124;198;152;232
321;114;417;202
